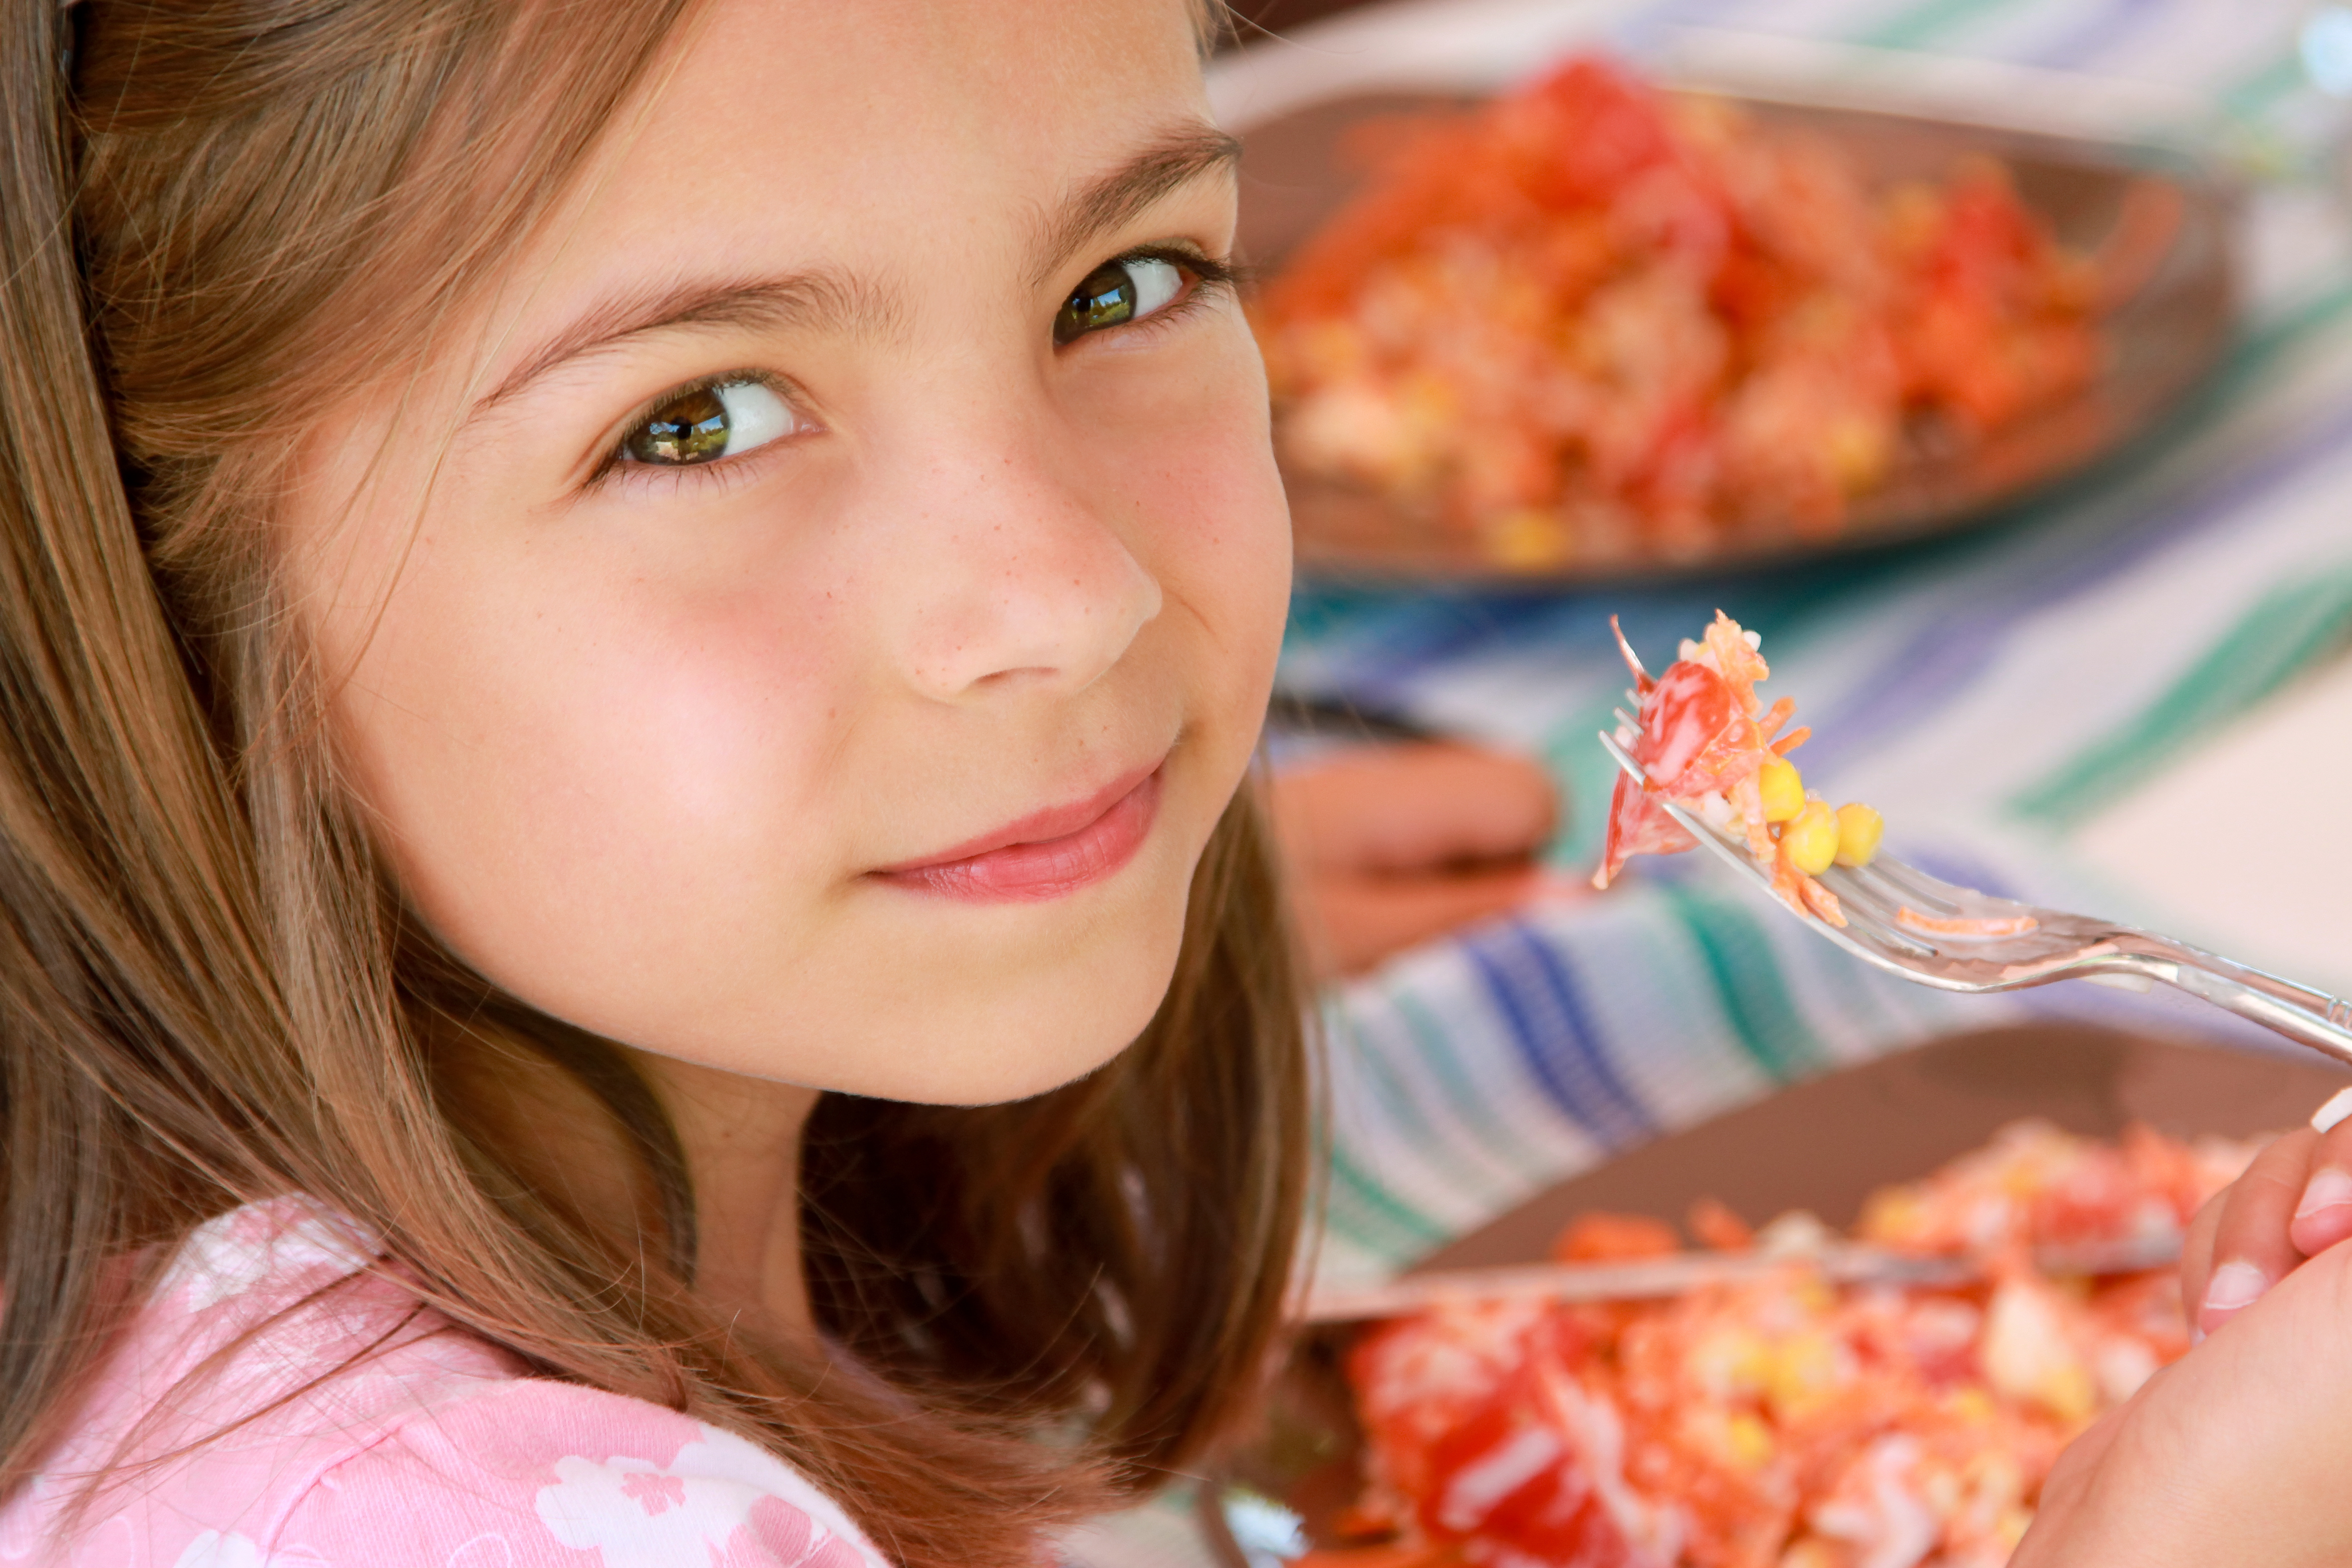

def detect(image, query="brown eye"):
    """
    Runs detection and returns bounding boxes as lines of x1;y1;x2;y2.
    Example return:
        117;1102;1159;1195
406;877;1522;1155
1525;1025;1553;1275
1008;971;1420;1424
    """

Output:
1054;256;1187;346
621;380;795;466
626;387;727;464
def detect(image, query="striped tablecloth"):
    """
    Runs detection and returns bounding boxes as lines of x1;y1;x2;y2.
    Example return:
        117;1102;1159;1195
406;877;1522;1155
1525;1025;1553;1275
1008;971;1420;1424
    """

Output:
1069;0;2352;1560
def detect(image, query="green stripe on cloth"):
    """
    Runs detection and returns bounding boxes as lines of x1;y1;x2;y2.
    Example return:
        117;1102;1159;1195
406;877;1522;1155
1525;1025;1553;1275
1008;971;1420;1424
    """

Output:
1543;697;1638;873
2218;50;2306;124
1655;882;1830;1082
1390;989;1563;1186
2009;564;2352;830
1328;1003;1529;1213
1856;0;2025;51
1323;1143;1451;1260
2223;279;2352;398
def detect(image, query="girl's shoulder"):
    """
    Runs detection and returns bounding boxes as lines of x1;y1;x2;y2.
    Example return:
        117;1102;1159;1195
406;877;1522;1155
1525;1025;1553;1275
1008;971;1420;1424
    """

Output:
2;1197;887;1568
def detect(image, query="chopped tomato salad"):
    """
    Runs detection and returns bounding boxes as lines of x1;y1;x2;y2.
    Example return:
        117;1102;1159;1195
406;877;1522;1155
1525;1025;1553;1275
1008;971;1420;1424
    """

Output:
1595;611;1874;925
1307;1123;2255;1568
1254;56;2101;569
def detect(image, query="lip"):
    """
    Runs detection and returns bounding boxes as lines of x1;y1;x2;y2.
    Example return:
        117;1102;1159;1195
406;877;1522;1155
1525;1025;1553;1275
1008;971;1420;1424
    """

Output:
871;763;1164;903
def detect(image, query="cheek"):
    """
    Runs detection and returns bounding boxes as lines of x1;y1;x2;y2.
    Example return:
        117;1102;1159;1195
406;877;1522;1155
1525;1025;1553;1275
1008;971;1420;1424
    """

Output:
1100;328;1292;706
573;595;831;839
337;535;858;960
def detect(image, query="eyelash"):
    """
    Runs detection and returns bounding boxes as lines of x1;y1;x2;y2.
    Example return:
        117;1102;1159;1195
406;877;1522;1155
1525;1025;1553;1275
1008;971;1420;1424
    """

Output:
582;244;1243;497
585;368;802;498
1061;245;1244;349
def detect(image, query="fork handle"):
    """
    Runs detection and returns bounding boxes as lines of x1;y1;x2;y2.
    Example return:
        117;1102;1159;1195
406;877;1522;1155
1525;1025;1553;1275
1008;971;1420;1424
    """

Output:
2107;935;2352;1071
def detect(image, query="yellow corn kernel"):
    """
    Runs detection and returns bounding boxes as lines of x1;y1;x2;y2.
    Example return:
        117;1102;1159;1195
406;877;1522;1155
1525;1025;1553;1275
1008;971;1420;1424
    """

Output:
1757;757;1804;823
1781;800;1840;876
1481;507;1574;571
1833;803;1884;868
1723;1411;1775;1468
1764;1332;1841;1421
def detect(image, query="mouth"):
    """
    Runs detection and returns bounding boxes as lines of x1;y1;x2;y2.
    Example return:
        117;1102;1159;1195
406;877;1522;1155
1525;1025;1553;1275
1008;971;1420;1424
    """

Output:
870;762;1165;903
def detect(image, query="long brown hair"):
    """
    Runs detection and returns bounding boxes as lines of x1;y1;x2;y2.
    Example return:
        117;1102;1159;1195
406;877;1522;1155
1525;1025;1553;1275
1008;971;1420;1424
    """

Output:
0;1;1309;1564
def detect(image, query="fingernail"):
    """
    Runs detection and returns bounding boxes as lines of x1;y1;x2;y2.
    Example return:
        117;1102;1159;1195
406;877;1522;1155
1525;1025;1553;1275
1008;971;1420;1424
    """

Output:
2298;1168;2352;1220
2201;1259;2270;1321
2315;1086;2352;1134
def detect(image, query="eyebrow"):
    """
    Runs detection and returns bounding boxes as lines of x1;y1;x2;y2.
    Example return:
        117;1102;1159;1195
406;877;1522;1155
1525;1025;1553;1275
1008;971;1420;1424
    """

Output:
1031;123;1243;288
472;123;1244;419
472;271;890;417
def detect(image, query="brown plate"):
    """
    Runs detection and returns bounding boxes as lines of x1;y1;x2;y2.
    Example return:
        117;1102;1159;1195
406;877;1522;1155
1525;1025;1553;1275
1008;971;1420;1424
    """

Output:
1239;93;2240;585
1195;1023;2346;1562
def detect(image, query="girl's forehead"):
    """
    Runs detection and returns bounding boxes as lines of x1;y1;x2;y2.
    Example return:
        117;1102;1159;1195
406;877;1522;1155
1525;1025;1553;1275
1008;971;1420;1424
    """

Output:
460;0;1223;410
587;0;1206;249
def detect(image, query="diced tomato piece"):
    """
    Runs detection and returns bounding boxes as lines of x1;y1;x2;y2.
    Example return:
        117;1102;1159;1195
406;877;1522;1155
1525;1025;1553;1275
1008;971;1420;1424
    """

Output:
1292;1547;1467;1568
1632;660;1760;799
1553;1212;1681;1263
1595;772;1697;889
1419;1371;1639;1566
1688;1197;1756;1253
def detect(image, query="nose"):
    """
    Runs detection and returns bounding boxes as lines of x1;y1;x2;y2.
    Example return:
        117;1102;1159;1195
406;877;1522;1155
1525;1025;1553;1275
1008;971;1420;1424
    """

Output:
885;427;1163;703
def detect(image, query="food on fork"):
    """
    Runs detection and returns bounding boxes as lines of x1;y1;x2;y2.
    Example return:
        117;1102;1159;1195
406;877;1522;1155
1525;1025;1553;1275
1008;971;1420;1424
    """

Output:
1591;632;2352;1065
1253;55;2103;569
1594;612;1878;925
1831;803;1883;867
1311;1123;2256;1568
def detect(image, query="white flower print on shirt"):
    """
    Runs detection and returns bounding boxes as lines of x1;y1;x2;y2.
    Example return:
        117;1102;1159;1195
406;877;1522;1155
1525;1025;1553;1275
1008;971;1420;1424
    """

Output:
157;1203;381;1313
535;1426;876;1568
0;1193;884;1568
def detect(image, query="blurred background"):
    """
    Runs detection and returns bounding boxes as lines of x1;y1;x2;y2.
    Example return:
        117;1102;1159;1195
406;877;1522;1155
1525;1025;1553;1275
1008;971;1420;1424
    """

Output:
1075;2;2352;1562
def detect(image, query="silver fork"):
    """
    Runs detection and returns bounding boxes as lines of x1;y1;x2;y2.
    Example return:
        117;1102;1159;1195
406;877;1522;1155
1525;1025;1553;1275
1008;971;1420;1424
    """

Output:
1596;730;2352;1071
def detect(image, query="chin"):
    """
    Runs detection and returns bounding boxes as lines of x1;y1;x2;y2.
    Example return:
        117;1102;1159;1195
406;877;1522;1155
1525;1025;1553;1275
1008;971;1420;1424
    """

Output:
890;934;1186;1105
811;887;1193;1106
782;804;1209;1105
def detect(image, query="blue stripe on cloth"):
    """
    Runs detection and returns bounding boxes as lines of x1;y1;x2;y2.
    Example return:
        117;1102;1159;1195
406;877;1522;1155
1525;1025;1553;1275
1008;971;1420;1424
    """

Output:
1794;383;2352;785
1461;922;1656;1148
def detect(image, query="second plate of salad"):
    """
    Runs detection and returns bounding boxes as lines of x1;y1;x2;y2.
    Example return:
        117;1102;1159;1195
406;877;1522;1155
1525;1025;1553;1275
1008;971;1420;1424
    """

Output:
1234;55;2237;583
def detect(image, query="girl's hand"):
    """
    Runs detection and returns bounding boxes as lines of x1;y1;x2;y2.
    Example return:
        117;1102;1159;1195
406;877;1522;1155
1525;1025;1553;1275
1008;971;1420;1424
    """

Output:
2017;1220;2352;1568
1266;743;1562;980
2180;1089;2352;1336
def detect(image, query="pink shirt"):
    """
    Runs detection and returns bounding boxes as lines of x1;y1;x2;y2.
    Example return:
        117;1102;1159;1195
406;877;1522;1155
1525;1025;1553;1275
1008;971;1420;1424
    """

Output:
0;1198;890;1567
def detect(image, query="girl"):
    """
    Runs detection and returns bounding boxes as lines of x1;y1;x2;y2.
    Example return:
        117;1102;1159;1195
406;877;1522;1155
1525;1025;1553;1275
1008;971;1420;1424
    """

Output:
0;0;1521;1561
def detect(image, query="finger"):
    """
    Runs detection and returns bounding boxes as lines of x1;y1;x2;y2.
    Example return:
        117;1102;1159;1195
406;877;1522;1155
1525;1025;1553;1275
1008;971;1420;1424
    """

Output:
1300;866;1543;979
2290;1092;2352;1257
1268;745;1559;877
2197;1128;2312;1338
2179;1188;2223;1329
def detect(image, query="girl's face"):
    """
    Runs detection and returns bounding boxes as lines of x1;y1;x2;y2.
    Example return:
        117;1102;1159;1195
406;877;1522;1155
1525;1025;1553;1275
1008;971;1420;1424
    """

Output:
288;0;1289;1104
